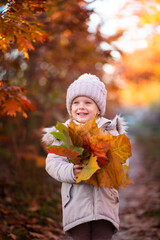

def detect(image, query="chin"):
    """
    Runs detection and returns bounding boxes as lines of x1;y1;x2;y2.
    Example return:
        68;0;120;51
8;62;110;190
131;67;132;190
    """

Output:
77;117;90;123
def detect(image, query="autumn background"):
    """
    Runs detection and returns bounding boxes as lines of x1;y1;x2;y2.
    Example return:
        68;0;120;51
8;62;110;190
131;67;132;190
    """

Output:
0;0;160;239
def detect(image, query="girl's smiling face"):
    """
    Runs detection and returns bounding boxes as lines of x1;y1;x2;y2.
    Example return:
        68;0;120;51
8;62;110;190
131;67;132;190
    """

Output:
71;96;100;123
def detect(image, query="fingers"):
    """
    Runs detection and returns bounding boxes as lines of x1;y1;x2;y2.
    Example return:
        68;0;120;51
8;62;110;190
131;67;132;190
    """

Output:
73;164;82;169
73;164;82;176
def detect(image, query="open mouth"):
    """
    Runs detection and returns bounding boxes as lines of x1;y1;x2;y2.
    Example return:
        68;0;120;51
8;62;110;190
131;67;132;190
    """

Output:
77;112;88;116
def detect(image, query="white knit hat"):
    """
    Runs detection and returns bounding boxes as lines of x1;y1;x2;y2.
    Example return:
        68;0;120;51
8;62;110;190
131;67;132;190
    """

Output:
66;73;107;116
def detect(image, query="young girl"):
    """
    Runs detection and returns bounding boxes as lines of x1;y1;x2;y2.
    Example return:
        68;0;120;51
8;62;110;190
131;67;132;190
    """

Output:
42;73;128;240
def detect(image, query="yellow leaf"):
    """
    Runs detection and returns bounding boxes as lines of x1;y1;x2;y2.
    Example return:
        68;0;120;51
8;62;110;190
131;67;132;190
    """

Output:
76;154;100;183
23;50;29;59
22;111;28;118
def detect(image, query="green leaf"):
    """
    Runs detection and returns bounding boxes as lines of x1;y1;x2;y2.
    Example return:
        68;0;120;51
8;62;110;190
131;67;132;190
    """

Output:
50;122;84;157
54;122;72;146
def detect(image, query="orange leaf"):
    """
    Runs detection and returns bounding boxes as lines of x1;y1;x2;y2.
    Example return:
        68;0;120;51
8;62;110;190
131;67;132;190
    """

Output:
121;165;132;187
68;121;83;147
36;156;46;167
0;91;6;103
49;146;81;164
89;135;110;165
87;167;112;188
21;37;35;50
17;95;36;111
70;118;103;137
108;133;132;164
23;50;29;59
1;98;22;117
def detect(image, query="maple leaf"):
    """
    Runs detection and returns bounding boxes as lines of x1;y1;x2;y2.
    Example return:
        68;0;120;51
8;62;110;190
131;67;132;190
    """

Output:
76;154;100;183
0;82;36;118
71;118;102;137
107;132;132;164
1;98;22;117
49;146;81;164
0;0;47;58
87;135;110;166
17;95;36;112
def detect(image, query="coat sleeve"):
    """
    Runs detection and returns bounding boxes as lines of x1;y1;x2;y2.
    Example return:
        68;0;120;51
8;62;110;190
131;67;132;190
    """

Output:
45;153;76;184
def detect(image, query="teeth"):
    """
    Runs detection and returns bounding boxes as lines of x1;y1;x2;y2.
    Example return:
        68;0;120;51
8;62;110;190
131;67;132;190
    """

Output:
77;113;87;115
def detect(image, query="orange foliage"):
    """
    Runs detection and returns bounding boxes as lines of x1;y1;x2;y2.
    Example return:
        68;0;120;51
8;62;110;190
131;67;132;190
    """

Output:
119;81;160;106
69;119;111;166
138;0;160;26
118;34;160;106
0;81;36;118
114;0;160;106
115;0;160;106
22;153;46;167
49;119;132;189
0;0;47;58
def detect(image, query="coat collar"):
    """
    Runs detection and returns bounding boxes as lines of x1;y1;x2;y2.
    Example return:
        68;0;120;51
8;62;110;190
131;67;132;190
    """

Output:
64;117;111;128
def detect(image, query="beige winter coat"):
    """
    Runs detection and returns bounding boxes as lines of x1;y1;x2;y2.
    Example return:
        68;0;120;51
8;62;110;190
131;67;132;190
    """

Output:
42;116;128;233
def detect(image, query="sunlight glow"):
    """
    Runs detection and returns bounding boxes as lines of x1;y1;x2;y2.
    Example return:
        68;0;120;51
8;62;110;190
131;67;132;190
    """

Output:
119;81;160;106
103;64;115;74
87;0;150;52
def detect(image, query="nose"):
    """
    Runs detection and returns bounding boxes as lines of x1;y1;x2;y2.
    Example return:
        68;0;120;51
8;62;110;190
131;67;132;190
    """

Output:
78;102;85;109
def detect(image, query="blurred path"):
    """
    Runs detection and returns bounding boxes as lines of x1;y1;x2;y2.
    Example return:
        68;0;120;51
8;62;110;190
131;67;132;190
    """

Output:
113;139;160;240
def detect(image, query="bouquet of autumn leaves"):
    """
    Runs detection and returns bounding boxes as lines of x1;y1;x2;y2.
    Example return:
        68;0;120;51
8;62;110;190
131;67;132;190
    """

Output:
48;119;132;190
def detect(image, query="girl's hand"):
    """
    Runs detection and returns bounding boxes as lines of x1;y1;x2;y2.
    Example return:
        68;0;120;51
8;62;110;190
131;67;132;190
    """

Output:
73;164;82;177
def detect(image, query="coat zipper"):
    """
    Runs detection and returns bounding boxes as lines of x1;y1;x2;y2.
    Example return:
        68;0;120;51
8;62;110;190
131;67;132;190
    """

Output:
93;187;96;220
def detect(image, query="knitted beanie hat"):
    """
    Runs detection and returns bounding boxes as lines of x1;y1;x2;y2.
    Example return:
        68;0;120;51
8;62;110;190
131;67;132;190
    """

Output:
66;73;107;116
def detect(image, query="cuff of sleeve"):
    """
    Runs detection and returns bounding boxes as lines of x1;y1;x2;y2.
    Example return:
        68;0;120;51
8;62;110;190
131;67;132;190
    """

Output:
71;164;77;182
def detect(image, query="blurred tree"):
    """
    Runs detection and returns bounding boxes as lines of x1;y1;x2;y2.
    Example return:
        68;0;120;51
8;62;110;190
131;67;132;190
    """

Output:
0;0;47;118
0;0;47;58
110;0;160;107
138;0;160;27
118;34;160;106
